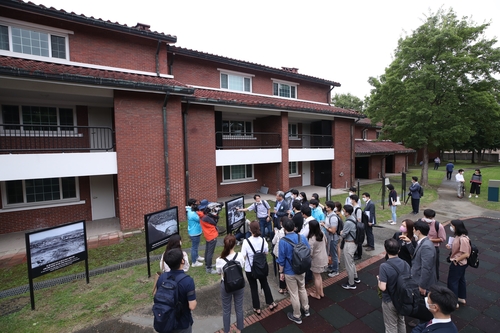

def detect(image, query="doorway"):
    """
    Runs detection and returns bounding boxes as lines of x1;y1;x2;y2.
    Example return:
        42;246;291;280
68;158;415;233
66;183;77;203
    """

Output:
90;175;116;220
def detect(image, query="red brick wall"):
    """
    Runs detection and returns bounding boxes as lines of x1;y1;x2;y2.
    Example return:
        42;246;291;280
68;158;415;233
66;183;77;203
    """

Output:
0;177;91;234
354;126;378;140
369;156;384;179
394;155;408;173
332;118;354;188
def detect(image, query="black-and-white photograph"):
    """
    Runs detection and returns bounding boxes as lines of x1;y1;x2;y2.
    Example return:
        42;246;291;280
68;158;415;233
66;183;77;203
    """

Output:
284;190;293;211
225;196;245;234
145;207;179;251
26;221;87;278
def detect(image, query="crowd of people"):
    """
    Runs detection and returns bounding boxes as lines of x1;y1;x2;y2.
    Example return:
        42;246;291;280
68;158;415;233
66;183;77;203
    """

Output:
153;187;470;333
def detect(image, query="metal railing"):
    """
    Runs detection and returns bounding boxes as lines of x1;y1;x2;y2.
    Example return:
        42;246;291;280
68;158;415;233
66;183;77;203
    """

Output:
216;132;281;149
0;124;114;152
288;133;333;148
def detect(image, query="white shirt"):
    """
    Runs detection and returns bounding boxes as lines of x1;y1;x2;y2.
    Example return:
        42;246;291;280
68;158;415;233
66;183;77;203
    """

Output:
241;236;268;272
300;216;315;237
160;251;190;272
455;173;464;182
216;252;245;280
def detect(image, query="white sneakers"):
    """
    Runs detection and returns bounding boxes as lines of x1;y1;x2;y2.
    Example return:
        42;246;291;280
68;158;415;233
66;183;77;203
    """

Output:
388;220;397;225
469;194;472;198
192;261;203;267
197;256;204;262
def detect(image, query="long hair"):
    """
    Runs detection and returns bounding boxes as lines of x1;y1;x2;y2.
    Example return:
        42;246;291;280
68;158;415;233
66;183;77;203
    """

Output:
250;220;261;237
307;219;323;242
451;220;468;236
300;192;308;202
402;219;414;240
166;234;181;251
220;234;236;259
334;201;342;215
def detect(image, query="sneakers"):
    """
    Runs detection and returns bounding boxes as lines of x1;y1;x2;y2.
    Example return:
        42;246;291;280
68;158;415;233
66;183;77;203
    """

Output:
354;278;361;284
390;221;397;225
303;308;310;317
342;283;356;290
365;247;375;252
328;271;339;278
387;220;393;223
469;194;472;198
192;261;203;267
475;195;478;198
206;268;218;274
236;240;242;246
197;256;204;262
287;312;302;324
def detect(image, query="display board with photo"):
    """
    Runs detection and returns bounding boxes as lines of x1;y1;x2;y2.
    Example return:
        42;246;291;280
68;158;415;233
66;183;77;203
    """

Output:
145;206;179;252
225;196;245;235
284;190;293;211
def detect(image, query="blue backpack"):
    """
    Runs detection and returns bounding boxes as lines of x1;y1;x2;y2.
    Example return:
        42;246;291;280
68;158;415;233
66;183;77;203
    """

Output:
152;272;188;333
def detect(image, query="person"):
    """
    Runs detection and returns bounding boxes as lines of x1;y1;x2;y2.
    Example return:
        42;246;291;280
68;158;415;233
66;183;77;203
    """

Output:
299;192;309;207
455;169;465;198
392;219;417;267
445;220;471;308
377;238;409;333
307;219;328;299
311;193;325;211
468;169;482;198
278;218;310;324
434;157;441;170
422;209;446;281
291;189;300;202
159;234;190;273
387;184;398;225
445;162;454;180
237;194;271;240
345;187;361;207
186;199;204;267
349;194;363;260
323;201;340;277
340;205;361;289
334;201;344;268
409;176;422;214
234;218;251;246
153;248;197;333
291;200;304;233
411;285;459;333
362;192;376;251
200;200;220;274
272;217;287;294
299;205;315;238
309;199;325;225
274;191;290;237
215;234;245;333
241;220;277;315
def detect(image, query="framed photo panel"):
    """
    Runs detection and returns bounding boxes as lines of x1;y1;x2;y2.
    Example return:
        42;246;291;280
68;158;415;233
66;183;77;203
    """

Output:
225;196;245;235
145;206;179;252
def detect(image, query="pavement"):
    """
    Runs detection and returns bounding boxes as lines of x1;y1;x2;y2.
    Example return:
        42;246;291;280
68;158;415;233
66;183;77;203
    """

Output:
2;177;500;332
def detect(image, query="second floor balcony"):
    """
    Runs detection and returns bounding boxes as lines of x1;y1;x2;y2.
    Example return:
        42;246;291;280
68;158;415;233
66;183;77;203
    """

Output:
216;132;333;149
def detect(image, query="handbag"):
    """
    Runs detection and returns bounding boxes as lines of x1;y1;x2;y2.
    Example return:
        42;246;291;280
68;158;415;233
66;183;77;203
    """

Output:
394;196;401;206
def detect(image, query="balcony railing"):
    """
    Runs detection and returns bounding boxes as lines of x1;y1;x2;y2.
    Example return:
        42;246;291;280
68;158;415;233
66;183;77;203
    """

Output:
288;134;333;148
0;124;114;153
216;132;281;149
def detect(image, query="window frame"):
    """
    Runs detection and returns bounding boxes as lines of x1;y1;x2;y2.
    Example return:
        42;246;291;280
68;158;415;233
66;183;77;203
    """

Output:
289;162;299;176
362;129;368;140
221;119;253;138
1;177;80;209
288;123;299;139
218;69;253;93
222;165;254;183
272;78;299;99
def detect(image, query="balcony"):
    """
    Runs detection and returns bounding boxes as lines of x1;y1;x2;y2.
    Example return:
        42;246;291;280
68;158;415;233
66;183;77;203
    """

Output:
0;125;114;153
216;132;280;150
288;134;333;148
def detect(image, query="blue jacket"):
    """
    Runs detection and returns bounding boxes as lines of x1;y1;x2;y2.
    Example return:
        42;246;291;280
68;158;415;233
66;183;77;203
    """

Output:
409;182;422;199
277;232;310;275
186;208;202;236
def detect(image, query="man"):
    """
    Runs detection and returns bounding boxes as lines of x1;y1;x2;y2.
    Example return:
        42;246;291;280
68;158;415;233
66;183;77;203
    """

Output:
411;285;458;333
299;205;315;238
409;220;437;297
409;177;422;214
340;205;361;289
434;157;441;170
323;201;340;277
309;199;325;224
291;200;304;233
377;238;409;333
422;209;446;281
274;191;290;235
445;162;454;180
199;200;219;274
238;194;271;240
455;169;465;198
350;194;363;260
345;187;361;207
154;248;197;333
362;192;376;251
278;218;310;324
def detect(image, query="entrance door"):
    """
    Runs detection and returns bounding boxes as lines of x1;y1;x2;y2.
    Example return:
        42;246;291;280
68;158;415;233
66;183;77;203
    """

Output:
90;175;115;220
313;160;332;187
302;162;311;186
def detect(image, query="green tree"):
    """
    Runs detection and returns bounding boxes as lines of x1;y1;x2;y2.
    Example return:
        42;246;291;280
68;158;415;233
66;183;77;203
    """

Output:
366;8;500;185
332;93;364;112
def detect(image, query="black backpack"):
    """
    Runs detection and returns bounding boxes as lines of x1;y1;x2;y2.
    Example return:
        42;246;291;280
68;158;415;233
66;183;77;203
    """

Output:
281;234;312;275
419;185;424;197
353;208;366;245
333;214;344;236
386;261;420;317
222;253;245;293
247;238;269;279
467;238;479;268
152;272;188;333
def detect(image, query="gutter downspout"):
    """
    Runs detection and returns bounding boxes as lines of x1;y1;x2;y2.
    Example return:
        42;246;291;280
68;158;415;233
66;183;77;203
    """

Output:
183;101;190;204
162;94;170;208
168;45;174;76
155;40;161;76
327;85;335;105
351;117;362;187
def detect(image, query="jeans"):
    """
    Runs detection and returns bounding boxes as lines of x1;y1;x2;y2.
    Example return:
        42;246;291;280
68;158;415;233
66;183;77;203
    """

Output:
220;281;244;333
234;231;251;241
245;271;274;309
447;263;467;299
189;234;201;262
328;236;339;273
447;171;453;180
259;217;272;239
390;205;397;222
205;238;217;270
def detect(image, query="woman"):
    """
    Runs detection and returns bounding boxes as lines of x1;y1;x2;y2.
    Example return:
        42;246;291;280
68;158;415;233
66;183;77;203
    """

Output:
392;219;416;267
241;221;277;314
445;220;471;307
469;169;482;198
186;198;204;267
307;220;328;299
272;217;287;294
387;184;398;225
159;234;190;272
216;234;245;333
299;192;309;207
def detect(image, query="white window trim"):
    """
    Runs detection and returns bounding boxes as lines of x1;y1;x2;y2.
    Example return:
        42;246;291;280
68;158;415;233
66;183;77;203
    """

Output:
288;123;299;139
219;69;253;93
217;68;255;77
271;78;300;86
222;165;255;184
222;119;254;138
1;177;81;210
362;129;368;140
289;161;299;176
272;79;298;99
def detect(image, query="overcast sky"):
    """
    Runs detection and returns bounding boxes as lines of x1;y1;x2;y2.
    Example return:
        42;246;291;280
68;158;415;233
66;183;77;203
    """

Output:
37;0;499;99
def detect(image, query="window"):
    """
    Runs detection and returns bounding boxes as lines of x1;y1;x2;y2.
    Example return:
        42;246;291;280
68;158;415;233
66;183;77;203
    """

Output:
289;162;298;176
1;104;75;132
362;129;368;140
288;123;298;138
376;131;381;139
222;120;252;136
0;19;69;59
273;82;297;98
223;165;254;182
220;72;251;92
3;177;78;207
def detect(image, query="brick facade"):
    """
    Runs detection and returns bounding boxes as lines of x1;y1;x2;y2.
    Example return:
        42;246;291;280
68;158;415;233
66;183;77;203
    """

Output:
332;118;354;188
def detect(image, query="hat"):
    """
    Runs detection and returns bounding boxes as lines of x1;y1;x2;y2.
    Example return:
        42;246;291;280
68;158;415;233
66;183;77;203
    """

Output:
198;199;209;210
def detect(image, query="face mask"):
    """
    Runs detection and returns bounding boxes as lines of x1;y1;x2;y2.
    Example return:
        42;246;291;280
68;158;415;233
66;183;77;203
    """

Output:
422;218;432;223
400;226;407;233
450;226;455;233
298;195;303;200
341;211;345;216
425;297;433;311
333;208;337;212
362;197;367;202
349;192;354;196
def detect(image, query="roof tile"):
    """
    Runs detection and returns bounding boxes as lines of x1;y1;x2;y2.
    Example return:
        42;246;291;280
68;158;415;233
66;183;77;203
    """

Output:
355;141;415;155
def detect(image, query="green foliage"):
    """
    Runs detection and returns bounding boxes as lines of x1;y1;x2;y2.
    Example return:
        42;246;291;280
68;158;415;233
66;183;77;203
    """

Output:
332;93;364;112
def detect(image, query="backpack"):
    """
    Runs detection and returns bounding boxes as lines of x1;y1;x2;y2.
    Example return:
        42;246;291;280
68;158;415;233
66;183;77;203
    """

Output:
152;272;188;333
222;253;245;293
281;234;312;275
467;238;479;268
386;261;421;317
353;208;366;245
253;200;270;214
418;185;424;197
333;214;344;236
247;238;269;279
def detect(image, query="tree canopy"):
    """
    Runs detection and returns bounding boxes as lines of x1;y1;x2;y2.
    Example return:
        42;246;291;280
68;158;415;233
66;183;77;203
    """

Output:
365;8;500;185
332;93;364;112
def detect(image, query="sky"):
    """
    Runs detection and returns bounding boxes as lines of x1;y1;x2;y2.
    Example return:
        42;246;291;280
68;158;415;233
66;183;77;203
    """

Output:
35;0;499;99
